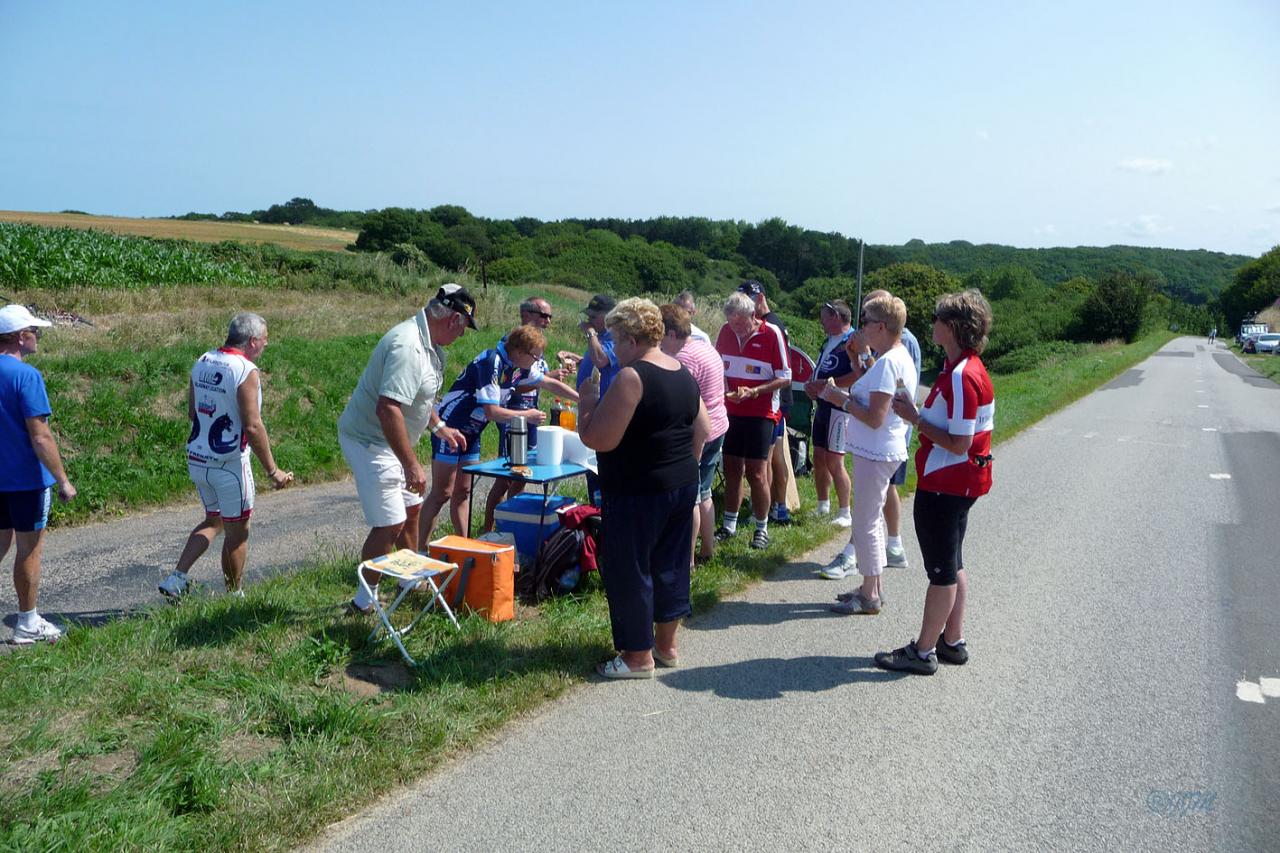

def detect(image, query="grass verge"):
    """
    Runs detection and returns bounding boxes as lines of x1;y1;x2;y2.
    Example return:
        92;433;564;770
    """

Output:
0;331;1177;851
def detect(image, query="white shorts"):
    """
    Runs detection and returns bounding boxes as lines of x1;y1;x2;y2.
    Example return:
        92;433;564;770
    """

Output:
340;433;424;528
189;457;255;522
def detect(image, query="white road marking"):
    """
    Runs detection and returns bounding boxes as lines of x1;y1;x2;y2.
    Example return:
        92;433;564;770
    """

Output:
1197;405;1210;409
1202;428;1218;432
1261;678;1280;698
1082;431;1098;439
1210;473;1232;480
1117;436;1131;443
1196;390;1205;393
1057;429;1073;436
1030;426;1047;431
1237;681;1266;704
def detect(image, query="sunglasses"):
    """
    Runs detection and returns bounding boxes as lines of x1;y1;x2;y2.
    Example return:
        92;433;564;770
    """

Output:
536;312;553;320
24;326;44;339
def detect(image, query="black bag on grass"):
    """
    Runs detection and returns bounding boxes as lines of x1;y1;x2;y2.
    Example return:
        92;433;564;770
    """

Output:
517;526;583;603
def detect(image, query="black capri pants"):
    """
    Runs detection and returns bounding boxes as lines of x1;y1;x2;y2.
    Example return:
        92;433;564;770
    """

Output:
913;489;977;587
600;483;698;652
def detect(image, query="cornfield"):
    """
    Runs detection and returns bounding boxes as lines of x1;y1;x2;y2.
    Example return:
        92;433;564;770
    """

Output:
0;222;262;289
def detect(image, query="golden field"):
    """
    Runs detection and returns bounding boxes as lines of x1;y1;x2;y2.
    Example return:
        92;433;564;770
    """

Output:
0;210;356;253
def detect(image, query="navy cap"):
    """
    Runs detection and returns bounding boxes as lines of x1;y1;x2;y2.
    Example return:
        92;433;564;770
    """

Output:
738;280;765;298
436;283;477;329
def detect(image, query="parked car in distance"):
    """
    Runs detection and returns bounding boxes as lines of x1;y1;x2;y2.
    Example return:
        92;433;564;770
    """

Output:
1253;332;1280;354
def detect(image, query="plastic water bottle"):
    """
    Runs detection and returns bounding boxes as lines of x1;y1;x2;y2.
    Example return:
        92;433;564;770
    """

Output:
557;564;581;592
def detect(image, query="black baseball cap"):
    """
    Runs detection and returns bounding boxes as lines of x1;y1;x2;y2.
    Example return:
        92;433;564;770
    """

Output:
436;283;477;329
583;294;617;315
738;280;765;298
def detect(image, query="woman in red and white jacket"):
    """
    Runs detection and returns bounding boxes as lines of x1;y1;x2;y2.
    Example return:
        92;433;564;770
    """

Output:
880;289;995;675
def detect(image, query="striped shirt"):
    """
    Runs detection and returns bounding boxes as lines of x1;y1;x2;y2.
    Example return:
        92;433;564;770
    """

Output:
715;320;791;423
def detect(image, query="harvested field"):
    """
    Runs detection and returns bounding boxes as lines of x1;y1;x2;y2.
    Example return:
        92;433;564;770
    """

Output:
0;210;356;253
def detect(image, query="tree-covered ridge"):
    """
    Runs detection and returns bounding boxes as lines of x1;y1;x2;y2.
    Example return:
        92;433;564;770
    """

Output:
167;200;1253;306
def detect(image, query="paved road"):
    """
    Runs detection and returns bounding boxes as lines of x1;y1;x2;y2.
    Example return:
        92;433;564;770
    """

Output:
308;338;1279;853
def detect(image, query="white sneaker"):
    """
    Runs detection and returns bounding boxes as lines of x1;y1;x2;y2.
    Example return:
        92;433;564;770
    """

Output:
11;615;63;645
830;513;852;529
886;547;909;569
228;588;246;599
158;571;190;599
816;552;857;580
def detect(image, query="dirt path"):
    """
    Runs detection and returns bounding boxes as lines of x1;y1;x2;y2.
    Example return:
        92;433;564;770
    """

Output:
1;479;375;641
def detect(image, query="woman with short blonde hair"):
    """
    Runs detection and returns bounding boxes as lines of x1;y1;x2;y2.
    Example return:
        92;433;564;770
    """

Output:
579;297;712;678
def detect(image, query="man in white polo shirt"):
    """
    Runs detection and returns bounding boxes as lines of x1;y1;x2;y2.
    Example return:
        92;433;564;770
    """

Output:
339;284;474;613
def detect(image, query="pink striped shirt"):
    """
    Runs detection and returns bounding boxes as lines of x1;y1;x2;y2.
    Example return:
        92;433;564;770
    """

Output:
676;337;729;441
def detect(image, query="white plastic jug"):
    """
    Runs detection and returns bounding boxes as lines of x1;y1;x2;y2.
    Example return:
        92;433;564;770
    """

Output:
538;425;568;467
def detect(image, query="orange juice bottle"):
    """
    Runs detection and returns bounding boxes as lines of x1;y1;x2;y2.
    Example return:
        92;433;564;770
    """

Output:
560;403;577;431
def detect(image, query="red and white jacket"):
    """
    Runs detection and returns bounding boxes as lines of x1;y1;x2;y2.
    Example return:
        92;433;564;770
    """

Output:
916;351;994;497
716;321;791;423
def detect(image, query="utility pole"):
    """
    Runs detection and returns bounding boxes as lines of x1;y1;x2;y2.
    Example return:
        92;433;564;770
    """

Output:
854;238;865;328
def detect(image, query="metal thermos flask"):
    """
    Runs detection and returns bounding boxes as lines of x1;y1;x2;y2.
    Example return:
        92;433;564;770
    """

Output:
508;416;529;465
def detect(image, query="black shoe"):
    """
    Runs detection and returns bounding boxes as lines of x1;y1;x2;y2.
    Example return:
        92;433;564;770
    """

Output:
936;636;969;665
714;526;737;542
750;527;770;550
874;641;938;675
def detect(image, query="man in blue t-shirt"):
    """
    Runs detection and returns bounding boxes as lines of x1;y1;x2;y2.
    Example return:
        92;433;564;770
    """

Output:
575;294;620;396
0;305;76;645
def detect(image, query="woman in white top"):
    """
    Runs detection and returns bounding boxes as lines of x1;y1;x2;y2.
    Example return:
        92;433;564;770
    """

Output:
816;294;918;614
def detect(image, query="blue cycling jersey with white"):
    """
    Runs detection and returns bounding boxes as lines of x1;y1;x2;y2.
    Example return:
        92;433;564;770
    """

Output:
436;341;543;434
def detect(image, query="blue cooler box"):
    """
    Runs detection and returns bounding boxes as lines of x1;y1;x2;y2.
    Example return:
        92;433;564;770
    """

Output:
494;494;577;564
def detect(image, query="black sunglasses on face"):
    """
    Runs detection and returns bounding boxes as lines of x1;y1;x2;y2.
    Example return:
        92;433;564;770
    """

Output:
537;312;553;320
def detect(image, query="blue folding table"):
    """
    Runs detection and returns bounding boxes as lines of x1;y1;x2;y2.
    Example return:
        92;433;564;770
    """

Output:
462;449;590;540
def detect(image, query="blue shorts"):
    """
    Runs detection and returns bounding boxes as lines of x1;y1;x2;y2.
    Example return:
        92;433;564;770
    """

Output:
697;435;724;502
431;429;483;465
0;488;53;533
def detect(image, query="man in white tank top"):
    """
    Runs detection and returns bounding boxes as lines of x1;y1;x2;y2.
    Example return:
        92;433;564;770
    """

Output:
159;313;293;599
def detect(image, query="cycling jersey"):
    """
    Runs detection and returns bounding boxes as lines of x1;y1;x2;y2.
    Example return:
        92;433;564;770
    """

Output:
187;347;258;467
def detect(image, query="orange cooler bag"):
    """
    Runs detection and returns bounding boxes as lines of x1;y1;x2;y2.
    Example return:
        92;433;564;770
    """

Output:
428;535;517;623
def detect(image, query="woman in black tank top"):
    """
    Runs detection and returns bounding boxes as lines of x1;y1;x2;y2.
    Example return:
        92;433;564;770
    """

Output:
579;298;712;679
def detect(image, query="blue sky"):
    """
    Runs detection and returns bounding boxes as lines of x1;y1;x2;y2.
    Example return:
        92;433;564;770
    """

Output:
2;1;1277;255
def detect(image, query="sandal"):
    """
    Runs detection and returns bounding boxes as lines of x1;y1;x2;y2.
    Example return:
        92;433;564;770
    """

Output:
653;649;680;668
595;655;654;679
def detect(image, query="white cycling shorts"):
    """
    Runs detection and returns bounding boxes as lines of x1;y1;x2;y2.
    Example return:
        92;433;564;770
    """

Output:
189;457;255;522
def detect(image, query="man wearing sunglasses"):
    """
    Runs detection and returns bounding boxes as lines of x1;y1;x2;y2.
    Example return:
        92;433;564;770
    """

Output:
0;305;76;644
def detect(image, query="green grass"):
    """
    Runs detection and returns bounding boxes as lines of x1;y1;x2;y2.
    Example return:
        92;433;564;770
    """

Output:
1237;350;1280;384
0;330;1179;851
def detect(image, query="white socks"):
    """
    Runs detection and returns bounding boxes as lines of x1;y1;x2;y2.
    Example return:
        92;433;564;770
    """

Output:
17;608;39;630
816;500;830;515
722;512;739;534
887;535;903;551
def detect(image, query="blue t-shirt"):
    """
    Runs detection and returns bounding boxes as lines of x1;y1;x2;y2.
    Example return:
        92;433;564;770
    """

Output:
575;330;620;397
0;356;55;491
437;341;543;435
815;330;854;415
901;326;922;377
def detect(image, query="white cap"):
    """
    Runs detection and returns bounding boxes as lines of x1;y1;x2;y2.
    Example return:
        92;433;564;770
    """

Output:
0;305;53;335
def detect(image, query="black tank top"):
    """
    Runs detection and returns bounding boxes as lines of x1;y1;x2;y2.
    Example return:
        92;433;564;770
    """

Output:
598;360;700;495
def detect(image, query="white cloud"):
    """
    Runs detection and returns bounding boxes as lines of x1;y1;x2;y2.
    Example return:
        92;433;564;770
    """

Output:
1185;136;1219;151
975;130;990;141
1109;214;1172;238
1033;224;1057;236
1117;158;1173;175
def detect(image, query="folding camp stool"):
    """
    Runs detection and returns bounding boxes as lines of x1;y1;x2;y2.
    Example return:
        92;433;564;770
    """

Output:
356;549;461;665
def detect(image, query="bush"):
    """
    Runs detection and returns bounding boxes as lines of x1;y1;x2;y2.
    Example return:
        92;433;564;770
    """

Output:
988;340;1087;374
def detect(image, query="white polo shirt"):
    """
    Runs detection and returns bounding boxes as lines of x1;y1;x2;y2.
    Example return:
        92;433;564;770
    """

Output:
338;311;444;447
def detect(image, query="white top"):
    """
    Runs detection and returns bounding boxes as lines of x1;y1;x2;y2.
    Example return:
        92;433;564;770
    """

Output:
689;322;711;344
845;344;919;462
338;311;445;447
187;347;258;466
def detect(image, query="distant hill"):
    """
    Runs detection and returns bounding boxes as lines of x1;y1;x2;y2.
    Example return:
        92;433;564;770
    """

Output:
871;239;1250;305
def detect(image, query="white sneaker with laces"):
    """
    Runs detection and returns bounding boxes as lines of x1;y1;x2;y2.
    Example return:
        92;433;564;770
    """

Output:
11;615;63;645
886;547;909;569
158;571;190;599
830;513;852;529
816;552;856;580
